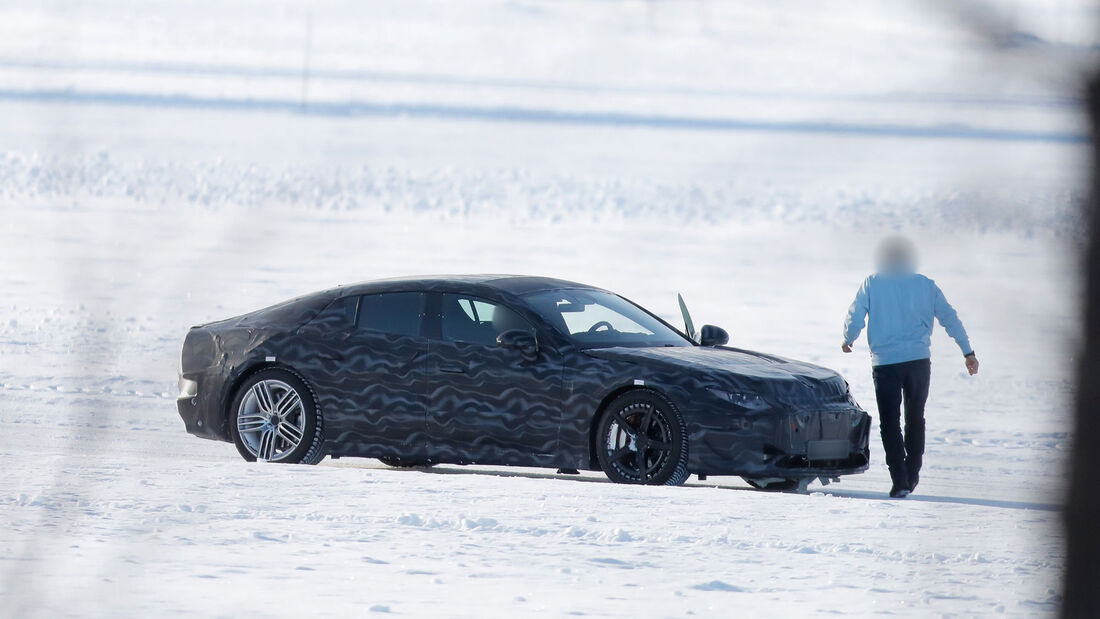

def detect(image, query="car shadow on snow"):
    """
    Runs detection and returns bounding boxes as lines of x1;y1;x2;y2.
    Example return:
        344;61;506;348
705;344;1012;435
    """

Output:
816;488;1059;512
322;461;1059;511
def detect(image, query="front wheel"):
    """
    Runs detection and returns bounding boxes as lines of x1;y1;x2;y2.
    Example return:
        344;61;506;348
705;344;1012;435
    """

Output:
595;390;689;486
230;368;323;464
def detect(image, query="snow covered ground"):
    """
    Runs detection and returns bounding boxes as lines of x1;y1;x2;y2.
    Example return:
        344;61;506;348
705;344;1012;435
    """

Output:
0;1;1091;616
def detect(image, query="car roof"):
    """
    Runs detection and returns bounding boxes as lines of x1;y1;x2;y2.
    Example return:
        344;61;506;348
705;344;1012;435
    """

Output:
332;275;604;297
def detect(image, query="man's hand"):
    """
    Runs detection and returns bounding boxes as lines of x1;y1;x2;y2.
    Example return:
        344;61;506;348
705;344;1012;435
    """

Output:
965;354;979;376
842;343;852;353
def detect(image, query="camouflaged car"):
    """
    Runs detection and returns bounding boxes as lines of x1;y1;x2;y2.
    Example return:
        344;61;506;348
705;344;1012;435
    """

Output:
177;275;871;487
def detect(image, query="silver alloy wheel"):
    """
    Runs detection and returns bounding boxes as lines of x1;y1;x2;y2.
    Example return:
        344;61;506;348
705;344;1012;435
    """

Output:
236;378;307;462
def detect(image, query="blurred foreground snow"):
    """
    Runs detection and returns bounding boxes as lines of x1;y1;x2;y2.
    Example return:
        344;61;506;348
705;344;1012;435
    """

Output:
0;1;1088;616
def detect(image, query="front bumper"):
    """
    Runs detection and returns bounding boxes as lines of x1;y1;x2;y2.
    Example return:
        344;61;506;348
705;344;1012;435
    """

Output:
687;405;872;478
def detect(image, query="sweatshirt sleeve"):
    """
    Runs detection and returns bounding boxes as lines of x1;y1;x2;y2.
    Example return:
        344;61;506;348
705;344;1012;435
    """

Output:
932;282;973;355
843;278;870;346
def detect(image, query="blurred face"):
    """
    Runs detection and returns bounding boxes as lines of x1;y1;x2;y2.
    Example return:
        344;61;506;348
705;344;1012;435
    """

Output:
875;236;918;273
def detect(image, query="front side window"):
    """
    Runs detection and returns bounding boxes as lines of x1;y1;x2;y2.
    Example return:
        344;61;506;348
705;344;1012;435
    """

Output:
441;294;532;346
523;289;691;349
356;292;426;337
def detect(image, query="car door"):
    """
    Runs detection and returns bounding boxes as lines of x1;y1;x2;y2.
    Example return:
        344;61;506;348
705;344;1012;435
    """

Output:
307;291;430;458
425;292;564;465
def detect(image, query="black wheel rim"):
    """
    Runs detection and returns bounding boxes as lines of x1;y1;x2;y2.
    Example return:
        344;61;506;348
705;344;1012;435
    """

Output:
604;401;675;483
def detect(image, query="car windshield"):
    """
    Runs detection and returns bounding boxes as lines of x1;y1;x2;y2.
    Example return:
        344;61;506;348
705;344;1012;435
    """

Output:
523;289;693;349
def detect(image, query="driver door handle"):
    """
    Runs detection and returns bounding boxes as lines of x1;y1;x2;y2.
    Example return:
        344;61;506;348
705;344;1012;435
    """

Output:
438;363;466;374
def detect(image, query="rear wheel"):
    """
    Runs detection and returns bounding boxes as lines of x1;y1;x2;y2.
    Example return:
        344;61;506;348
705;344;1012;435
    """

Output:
596;390;689;486
230;368;323;464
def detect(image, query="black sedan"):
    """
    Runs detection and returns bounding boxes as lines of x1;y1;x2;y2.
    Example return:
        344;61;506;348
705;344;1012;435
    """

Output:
177;275;871;487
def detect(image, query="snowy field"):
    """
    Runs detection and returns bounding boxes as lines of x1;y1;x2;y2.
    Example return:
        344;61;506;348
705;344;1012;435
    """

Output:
0;1;1092;616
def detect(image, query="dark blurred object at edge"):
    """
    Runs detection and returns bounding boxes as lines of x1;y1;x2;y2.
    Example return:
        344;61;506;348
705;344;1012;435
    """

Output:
1063;71;1100;619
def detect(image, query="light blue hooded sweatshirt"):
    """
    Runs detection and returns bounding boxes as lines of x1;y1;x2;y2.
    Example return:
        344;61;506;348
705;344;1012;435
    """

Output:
843;270;972;367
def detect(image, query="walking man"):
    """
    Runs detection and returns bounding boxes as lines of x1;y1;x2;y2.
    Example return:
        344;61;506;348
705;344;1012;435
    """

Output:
842;237;978;498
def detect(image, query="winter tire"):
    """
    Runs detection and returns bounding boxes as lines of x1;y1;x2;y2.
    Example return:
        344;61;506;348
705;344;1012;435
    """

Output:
596;390;689;486
230;368;324;464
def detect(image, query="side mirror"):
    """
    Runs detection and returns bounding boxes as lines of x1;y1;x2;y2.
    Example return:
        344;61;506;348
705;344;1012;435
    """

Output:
496;329;539;361
698;324;729;347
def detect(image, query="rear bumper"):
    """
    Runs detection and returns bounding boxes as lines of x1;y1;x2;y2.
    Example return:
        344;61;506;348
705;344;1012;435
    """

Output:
687;406;872;478
177;395;209;437
177;327;233;442
176;372;231;442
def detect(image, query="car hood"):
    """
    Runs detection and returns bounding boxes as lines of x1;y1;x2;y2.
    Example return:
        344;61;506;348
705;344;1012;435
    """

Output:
584;345;851;407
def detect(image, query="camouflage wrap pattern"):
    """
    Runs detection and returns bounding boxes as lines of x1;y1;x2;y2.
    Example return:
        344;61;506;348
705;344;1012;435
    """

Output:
177;276;871;479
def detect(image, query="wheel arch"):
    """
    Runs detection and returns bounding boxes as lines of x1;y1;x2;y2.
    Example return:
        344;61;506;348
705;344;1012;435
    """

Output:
221;359;327;464
219;359;310;438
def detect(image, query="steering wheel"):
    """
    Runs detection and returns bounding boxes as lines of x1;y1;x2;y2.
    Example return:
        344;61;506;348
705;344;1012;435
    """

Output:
587;320;615;333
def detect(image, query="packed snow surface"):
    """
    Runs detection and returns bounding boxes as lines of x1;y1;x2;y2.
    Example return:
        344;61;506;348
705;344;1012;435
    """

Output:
0;0;1089;616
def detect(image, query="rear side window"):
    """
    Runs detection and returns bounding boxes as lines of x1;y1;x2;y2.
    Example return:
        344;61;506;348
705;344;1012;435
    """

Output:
357;292;426;337
310;295;359;331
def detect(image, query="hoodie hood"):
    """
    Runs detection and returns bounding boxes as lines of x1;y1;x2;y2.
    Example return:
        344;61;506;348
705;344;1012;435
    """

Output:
585;345;850;407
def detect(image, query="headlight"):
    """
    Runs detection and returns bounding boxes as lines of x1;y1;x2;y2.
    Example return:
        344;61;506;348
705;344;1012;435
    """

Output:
707;388;770;411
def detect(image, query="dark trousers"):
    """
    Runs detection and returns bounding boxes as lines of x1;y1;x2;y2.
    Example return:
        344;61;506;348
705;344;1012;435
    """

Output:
871;358;931;488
